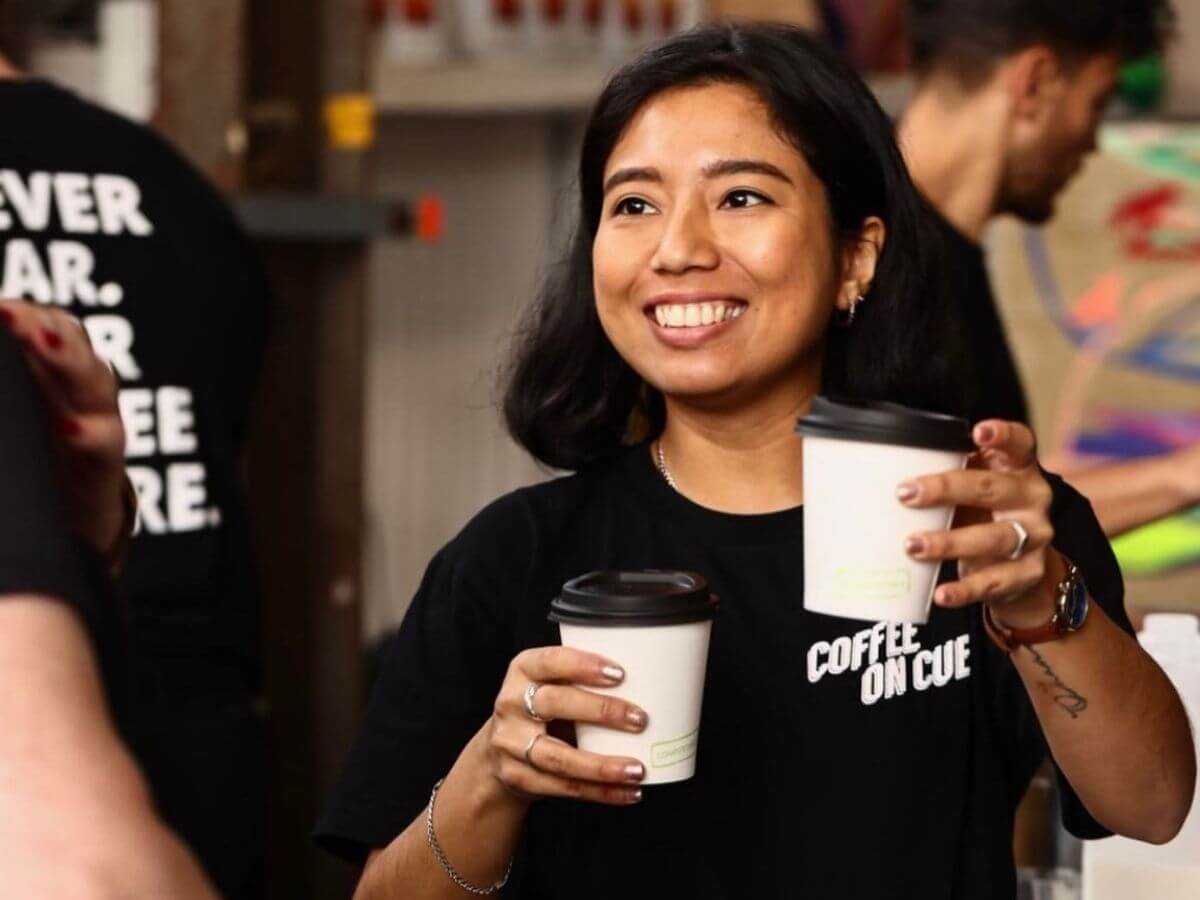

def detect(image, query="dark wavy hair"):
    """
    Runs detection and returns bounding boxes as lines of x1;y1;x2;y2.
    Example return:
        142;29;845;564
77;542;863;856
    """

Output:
504;23;965;471
0;0;31;65
1;1;99;66
910;0;1176;82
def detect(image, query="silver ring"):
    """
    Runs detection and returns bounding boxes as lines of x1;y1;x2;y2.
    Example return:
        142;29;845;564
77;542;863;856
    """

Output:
1007;520;1030;560
523;732;544;769
523;682;549;722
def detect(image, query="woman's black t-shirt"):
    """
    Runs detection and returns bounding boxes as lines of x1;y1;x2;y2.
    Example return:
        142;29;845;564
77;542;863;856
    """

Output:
316;444;1129;899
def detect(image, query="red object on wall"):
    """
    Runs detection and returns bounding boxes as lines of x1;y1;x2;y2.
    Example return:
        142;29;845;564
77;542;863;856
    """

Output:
659;0;676;31
416;194;445;243
623;0;643;32
371;0;434;26
403;0;433;24
495;0;522;22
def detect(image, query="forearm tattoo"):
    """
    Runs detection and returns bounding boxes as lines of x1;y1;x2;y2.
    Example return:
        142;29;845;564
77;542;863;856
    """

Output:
1024;645;1089;719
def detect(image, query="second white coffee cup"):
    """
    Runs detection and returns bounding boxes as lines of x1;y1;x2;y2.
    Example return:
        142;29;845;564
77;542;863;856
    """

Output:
797;397;974;625
550;571;718;785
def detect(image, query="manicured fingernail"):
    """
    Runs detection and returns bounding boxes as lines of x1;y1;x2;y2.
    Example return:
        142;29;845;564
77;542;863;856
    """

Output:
57;417;81;439
935;587;952;605
629;789;643;803
624;763;645;781
41;329;62;350
905;536;926;556
896;482;919;503
601;664;624;683
975;424;995;443
626;709;647;728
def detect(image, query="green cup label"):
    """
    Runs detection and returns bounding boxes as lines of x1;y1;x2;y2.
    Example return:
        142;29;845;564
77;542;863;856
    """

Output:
651;729;699;768
831;568;911;603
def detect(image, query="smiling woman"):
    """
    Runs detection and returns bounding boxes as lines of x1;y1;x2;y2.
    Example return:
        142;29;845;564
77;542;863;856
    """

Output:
316;22;1194;900
504;26;966;471
596;81;896;442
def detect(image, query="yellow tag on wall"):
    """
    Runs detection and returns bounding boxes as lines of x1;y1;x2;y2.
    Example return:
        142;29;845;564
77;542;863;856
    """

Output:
324;94;376;151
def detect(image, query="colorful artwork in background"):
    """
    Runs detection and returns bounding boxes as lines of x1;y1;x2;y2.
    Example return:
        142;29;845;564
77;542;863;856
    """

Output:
1076;410;1200;576
1016;124;1200;578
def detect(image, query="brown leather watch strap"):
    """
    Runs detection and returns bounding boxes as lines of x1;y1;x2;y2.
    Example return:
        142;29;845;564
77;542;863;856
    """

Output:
981;601;1065;654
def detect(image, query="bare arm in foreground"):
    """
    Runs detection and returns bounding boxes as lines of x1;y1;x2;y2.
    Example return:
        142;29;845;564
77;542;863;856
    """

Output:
0;599;218;899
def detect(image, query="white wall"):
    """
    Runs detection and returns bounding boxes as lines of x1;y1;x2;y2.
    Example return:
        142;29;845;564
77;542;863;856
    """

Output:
363;115;580;639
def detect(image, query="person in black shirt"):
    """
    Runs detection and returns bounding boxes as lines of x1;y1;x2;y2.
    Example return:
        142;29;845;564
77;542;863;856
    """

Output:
0;17;270;895
0;301;217;898
316;25;1195;899
899;0;1199;538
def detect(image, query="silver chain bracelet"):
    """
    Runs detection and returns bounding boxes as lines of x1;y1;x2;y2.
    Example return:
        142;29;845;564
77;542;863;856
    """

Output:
425;778;513;895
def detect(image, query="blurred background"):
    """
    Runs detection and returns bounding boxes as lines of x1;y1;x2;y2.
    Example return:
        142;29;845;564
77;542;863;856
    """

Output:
7;1;1200;897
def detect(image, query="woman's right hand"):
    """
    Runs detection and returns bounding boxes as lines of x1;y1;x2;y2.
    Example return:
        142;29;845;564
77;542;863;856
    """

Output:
483;646;648;806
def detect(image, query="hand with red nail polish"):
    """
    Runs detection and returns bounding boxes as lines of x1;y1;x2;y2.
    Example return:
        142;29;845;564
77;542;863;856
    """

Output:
0;299;129;565
57;417;82;440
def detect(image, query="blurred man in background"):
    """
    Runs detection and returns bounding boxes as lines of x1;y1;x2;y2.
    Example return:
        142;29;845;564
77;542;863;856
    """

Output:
899;0;1198;539
0;2;270;895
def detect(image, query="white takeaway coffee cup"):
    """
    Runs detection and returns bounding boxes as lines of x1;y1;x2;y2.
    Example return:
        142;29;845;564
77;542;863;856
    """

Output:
796;396;974;625
549;571;718;785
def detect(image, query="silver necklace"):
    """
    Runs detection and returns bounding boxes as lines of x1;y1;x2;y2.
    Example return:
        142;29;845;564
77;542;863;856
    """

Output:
655;440;678;492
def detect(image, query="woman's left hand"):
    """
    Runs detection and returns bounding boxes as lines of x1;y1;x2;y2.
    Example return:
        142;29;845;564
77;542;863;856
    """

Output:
0;299;130;564
899;419;1062;625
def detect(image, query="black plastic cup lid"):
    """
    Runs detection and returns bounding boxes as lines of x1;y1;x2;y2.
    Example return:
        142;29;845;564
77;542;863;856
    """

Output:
549;571;719;628
796;395;974;453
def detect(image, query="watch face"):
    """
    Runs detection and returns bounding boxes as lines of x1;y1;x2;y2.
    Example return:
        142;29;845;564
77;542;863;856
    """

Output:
1065;575;1090;630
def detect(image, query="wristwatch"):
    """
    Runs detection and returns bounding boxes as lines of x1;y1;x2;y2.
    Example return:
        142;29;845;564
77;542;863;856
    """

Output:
982;560;1089;653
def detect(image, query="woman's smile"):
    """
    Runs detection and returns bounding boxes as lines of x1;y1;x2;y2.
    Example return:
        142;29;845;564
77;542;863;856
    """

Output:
644;292;749;349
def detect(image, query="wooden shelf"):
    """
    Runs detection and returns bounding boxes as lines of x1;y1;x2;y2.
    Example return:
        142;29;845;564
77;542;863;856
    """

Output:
233;193;399;242
373;57;914;118
374;59;616;115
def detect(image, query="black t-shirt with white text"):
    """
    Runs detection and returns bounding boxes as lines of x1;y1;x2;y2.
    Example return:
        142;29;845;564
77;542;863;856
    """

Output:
0;79;269;686
316;444;1129;899
1;80;269;896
